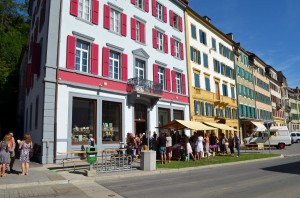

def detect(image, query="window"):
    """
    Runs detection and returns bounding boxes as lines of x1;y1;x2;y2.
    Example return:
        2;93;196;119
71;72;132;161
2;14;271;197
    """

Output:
176;73;182;93
212;37;216;51
75;40;90;72
158;108;170;129
174;40;180;58
110;8;121;33
135;58;145;79
157;31;164;51
191;24;196;39
231;86;235;99
205;77;210;91
213;59;220;73
158;66;165;90
194;72;200;88
109;50;121;80
190;46;201;64
72;98;96;145
35;96;39;129
174;110;184;120
78;0;91;21
203;53;208;68
137;0;144;10
222;84;228;96
199;29;207;45
136;20;141;42
102;101;122;143
173;13;179;29
156;2;163;20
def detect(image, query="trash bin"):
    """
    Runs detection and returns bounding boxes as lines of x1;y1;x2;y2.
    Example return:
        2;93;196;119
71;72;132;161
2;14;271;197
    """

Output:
141;150;156;171
86;146;97;164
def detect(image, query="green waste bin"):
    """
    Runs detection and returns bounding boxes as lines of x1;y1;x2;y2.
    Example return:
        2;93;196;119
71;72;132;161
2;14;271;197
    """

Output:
86;146;97;164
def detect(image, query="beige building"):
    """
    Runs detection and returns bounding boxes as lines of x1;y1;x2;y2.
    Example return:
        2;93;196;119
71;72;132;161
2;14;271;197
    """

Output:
288;87;300;131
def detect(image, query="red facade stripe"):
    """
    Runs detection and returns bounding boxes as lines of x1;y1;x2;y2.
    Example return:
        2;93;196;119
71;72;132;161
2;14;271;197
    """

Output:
180;42;184;60
122;53;128;81
66;35;76;70
165;68;171;91
152;0;156;16
153;64;158;84
179;16;183;32
171;70;176;92
152;28;158;49
92;0;99;25
103;4;110;29
140;22;145;43
144;0;149;12
164;34;168;53
163;6;167;23
70;0;78;16
131;0;136;5
91;43;99;75
102;47;110;77
170;37;175;56
169;10;173;27
121;13;127;36
131;18;136;40
182;73;186;95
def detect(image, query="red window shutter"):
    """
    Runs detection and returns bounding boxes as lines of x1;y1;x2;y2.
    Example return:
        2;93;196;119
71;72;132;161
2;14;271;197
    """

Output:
163;6;167;23
131;0;136;5
152;28;158;49
91;43;99;75
140;22;145;43
164;34;168;53
122;53;128;81
171;70;176;92
153;64;158;84
182;73;186;95
165;68;171;91
170;37;175;56
152;0;156;16
121;13;127;36
66;35;76;70
103;4;110;30
70;0;78;16
102;47;109;77
144;0;149;12
131;18;136;40
169;10;173;27
179;16;183;32
180;42;184;60
92;0;99;25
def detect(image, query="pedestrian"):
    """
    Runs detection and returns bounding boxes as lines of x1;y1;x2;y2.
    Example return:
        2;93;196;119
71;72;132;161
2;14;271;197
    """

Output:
220;133;227;155
182;132;195;160
228;133;235;157
157;132;166;164
234;131;240;157
8;132;16;173
88;133;95;146
141;133;148;151
0;134;12;177
151;131;157;151
166;132;172;163
19;134;33;176
126;133;136;163
195;132;204;160
204;133;210;159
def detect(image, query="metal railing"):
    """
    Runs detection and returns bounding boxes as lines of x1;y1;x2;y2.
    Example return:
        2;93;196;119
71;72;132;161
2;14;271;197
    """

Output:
128;77;163;95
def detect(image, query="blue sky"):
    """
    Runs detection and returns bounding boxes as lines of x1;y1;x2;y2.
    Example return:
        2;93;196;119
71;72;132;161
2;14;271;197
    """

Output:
189;0;300;88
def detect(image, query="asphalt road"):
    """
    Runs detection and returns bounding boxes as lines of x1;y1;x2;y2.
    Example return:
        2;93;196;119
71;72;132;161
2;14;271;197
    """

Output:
98;155;300;198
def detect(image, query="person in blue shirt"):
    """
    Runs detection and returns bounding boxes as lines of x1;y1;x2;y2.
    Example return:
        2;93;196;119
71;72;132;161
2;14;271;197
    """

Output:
234;131;240;157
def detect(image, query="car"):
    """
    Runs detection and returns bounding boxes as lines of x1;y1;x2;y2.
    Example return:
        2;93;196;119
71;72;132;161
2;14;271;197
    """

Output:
290;132;300;143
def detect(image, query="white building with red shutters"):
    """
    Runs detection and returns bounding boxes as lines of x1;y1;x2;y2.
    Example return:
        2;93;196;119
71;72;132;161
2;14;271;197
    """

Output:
21;0;189;163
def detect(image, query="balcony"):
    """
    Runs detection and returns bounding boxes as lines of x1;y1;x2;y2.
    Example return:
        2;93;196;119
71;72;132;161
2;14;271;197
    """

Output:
193;87;219;102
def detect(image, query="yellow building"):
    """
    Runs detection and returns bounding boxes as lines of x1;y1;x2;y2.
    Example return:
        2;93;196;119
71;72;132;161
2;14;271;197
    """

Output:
185;8;239;137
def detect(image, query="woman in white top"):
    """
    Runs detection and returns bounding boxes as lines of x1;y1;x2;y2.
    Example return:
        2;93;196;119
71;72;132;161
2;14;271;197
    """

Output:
195;133;204;160
166;132;172;163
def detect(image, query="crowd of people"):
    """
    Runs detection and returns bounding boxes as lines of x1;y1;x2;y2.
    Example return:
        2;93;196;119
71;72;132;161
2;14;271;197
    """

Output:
126;130;240;164
0;132;33;177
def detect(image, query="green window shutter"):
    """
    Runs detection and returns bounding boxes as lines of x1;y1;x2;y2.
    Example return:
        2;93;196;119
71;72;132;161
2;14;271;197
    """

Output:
201;102;205;115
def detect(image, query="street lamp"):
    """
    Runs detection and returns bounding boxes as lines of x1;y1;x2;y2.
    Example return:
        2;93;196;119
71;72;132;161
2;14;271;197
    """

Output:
264;121;274;154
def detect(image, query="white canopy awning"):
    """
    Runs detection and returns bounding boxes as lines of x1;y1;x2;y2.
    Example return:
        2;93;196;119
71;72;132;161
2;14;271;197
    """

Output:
159;120;217;131
203;122;238;131
251;121;266;131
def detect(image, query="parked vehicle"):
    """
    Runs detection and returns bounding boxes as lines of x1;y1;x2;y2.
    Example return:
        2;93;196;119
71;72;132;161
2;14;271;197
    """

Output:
290;132;300;143
244;126;291;149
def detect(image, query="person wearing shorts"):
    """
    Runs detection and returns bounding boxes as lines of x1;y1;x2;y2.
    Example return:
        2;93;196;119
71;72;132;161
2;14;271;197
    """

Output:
166;132;172;163
158;133;166;164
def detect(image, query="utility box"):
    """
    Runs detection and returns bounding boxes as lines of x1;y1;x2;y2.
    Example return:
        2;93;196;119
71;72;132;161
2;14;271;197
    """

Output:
141;150;156;171
86;146;97;164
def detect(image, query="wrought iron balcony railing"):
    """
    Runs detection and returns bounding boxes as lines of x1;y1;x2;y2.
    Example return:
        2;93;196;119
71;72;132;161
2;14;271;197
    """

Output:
128;77;163;95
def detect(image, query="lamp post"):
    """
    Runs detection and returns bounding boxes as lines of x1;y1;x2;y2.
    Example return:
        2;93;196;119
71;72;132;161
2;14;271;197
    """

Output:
264;121;273;154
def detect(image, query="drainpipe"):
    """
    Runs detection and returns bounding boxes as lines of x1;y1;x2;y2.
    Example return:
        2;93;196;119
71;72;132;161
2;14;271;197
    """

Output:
53;0;63;163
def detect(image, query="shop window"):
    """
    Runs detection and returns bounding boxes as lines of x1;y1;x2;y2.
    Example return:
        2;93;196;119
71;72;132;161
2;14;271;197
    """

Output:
174;110;184;120
158;108;170;127
102;101;122;143
72;98;96;145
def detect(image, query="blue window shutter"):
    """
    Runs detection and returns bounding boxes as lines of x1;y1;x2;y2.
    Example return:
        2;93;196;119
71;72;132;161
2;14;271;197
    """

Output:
205;102;209;116
198;50;201;64
190;46;194;61
233;69;236;80
225;107;228;118
199;29;202;43
194;100;199;115
221;64;224;75
219;43;222;55
212;104;214;116
218;62;221;73
194;73;200;88
231;87;235;99
203;53;208;67
214;60;217;71
201;102;205;116
206;78;210;91
225;66;229;77
203;32;206;45
216;108;219;116
247;106;251;118
243;105;247;117
191;24;196;39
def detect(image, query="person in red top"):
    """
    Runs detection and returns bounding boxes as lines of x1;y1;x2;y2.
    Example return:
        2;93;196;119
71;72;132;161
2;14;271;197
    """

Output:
8;132;16;173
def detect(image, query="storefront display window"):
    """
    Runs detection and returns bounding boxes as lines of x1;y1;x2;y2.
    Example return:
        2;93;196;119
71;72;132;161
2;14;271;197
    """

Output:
102;101;122;143
158;108;170;133
173;110;184;120
72;98;96;145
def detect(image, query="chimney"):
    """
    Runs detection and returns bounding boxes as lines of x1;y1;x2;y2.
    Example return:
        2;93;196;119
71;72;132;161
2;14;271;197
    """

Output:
226;33;234;41
203;16;211;23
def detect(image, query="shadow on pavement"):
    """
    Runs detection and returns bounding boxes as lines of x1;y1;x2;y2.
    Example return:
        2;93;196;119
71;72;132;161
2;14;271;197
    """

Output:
262;161;300;175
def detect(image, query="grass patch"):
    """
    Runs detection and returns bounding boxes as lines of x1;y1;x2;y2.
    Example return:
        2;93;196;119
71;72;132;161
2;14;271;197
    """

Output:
156;153;280;169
